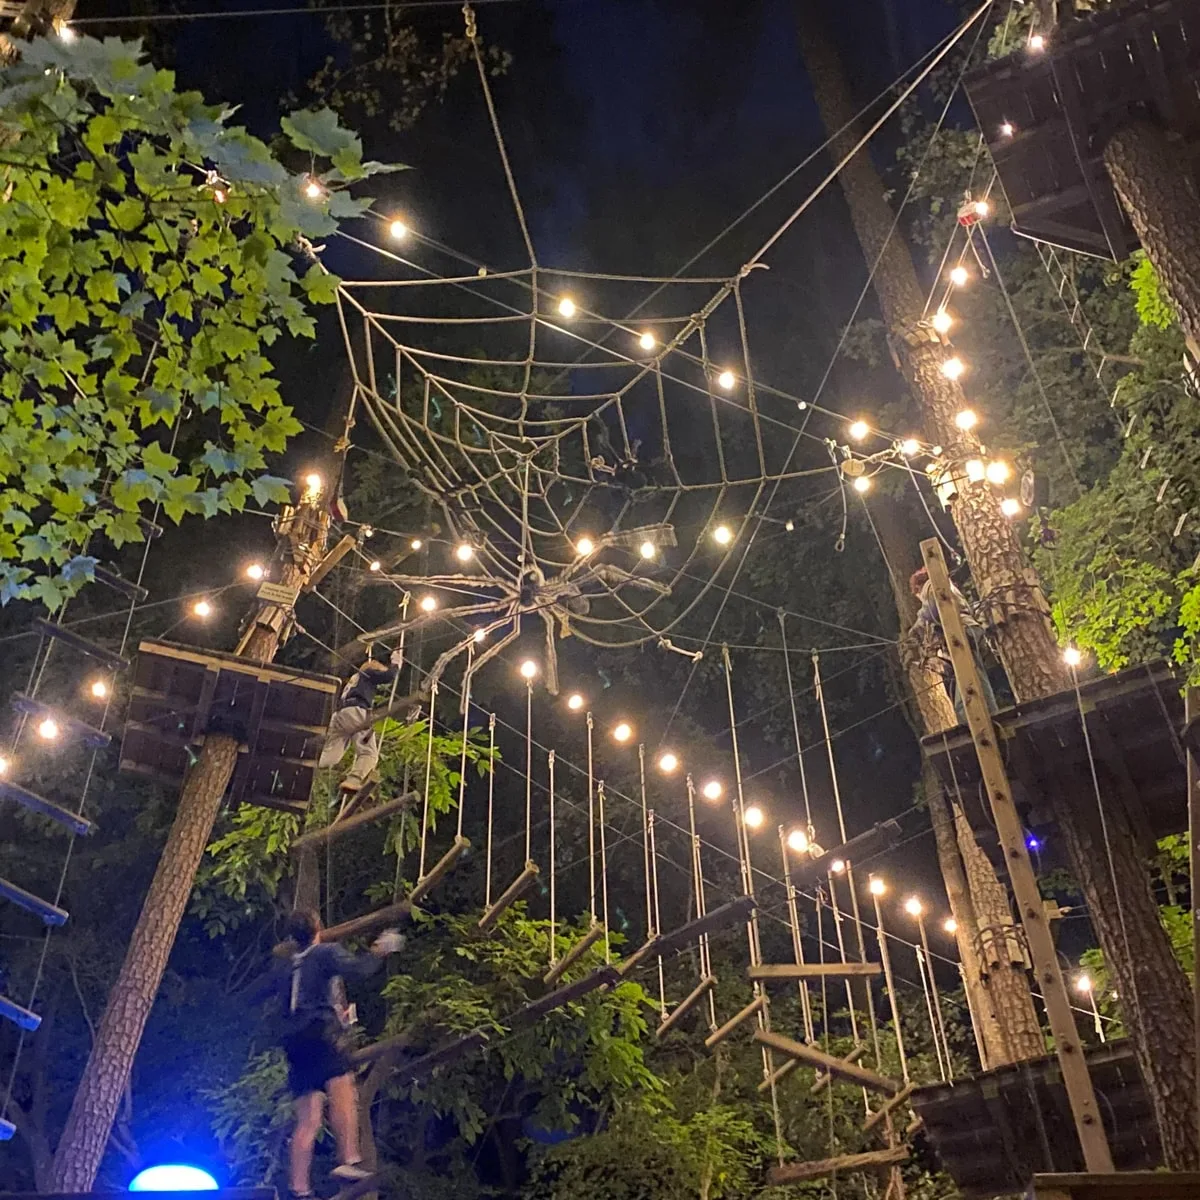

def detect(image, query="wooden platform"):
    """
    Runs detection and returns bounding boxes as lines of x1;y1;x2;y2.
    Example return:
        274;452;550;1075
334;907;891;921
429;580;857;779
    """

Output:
911;1039;1160;1197
965;0;1200;258
119;640;340;815
922;659;1184;868
1032;1173;1200;1199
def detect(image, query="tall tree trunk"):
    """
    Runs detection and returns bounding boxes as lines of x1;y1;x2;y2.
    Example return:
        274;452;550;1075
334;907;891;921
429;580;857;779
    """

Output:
795;4;1197;1164
1103;120;1200;361
50;500;330;1190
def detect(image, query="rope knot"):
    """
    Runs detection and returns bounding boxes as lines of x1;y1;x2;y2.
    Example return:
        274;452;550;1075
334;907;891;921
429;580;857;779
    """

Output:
462;3;477;39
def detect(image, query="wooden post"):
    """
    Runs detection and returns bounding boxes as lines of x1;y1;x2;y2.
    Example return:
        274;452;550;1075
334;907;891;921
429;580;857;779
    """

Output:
920;539;1113;1174
1187;688;1200;1154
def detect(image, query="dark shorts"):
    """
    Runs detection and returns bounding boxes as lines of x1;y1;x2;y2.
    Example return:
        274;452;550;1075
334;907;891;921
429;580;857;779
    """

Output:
282;1020;352;1098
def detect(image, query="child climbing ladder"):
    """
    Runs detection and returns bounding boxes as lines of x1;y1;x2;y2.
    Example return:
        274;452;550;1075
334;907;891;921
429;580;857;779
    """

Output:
319;645;404;792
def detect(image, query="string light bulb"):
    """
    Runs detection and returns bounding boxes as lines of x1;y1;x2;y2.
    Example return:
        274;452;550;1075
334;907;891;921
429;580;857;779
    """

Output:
192;599;213;619
473;628;486;643
90;679;108;700
985;460;1011;485
658;752;679;773
1000;121;1015;138
787;828;809;853
303;472;323;500
973;200;990;218
852;476;871;494
1029;32;1046;51
369;560;382;572
712;524;733;546
702;780;723;801
520;660;538;680
410;538;423;551
941;356;965;381
1075;973;1093;994
949;265;970;287
955;409;978;431
965;459;986;483
212;188;227;205
1001;497;1022;517
419;595;437;613
456;543;474;563
639;541;656;560
944;917;958;934
304;178;323;200
0;755;8;775
57;23;76;41
613;722;632;743
849;420;869;441
575;536;595;556
37;717;59;741
743;805;765;829
567;693;584;711
904;896;924;916
932;309;953;335
830;858;847;874
717;370;735;390
900;438;921;457
246;563;265;581
1063;646;1082;667
638;331;656;351
557;296;576;318
389;219;408;240
869;877;886;896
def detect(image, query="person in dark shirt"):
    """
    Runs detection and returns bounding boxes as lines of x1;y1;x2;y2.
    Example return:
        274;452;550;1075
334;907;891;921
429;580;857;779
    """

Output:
255;910;404;1197
318;645;402;790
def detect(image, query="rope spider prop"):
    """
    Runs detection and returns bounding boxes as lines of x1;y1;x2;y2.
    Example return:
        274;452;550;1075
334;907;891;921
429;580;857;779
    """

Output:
358;523;678;709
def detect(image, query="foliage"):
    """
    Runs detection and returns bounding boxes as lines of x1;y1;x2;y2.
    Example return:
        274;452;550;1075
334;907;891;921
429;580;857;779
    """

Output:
204;1050;291;1186
1130;253;1177;331
0;35;400;610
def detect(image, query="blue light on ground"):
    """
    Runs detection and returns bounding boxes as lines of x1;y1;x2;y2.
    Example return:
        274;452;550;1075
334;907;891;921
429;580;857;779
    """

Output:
129;1165;219;1191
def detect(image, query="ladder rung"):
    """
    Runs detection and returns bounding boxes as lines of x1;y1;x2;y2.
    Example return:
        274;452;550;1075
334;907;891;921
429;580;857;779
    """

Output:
508;966;619;1028
393;1029;489;1081
749;962;881;981
0;780;94;836
0;993;41;1031
93;565;149;602
0;877;68;925
290;794;415;854
756;1030;900;1096
32;619;129;672
478;862;538;931
10;694;111;750
657;974;717;1039
812;1044;865;1094
863;1083;915;1133
654;895;755;958
704;994;765;1049
0;1116;14;1141
410;836;469;905
544;923;606;985
758;1054;801;1092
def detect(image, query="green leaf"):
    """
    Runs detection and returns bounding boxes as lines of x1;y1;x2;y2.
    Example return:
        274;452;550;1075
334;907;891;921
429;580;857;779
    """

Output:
281;107;360;159
251;474;293;506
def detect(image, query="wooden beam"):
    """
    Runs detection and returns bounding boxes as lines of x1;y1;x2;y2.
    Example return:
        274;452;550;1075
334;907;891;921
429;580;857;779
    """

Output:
392;1029;490;1082
1031;1173;1200;1199
0;993;41;1031
478;861;538;931
304;534;357;592
704;995;765;1049
507;967;619;1027
749;962;881;982
863;1082;915;1134
410;836;469;905
767;1146;908;1185
290;794;414;854
544;924;605;985
758;1054;801;1092
351;1029;415;1067
657;974;717;1039
0;876;68;926
32;619;129;672
754;1030;900;1095
652;896;755;957
10;694;110;750
811;1044;865;1095
321;900;412;943
0;780;94;837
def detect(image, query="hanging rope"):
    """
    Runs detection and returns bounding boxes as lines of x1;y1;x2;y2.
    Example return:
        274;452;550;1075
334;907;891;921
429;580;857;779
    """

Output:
915;909;951;1080
648;807;666;1017
456;643;473;841
587;711;597;926
548;748;556;967
524;673;534;865
417;680;439;881
915;930;949;1081
688;775;719;1031
639;745;655;941
598;780;612;964
778;610;814;834
484;712;496;908
778;826;816;1043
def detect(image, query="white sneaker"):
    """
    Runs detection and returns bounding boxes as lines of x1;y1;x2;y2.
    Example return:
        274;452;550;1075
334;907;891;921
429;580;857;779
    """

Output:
331;1163;372;1183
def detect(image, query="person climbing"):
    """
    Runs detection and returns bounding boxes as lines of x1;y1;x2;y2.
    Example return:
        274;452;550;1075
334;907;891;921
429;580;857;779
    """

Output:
908;566;999;722
319;645;403;791
255;909;405;1198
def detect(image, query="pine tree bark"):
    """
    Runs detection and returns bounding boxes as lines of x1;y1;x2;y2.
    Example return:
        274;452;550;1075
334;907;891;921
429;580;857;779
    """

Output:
50;501;329;1190
1104;120;1200;361
796;4;1197;1162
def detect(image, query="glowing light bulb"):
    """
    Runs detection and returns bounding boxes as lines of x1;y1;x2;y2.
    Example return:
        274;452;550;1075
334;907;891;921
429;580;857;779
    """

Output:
456;543;474;563
410;539;423;551
1001;497;1022;518
712;524;733;546
787;828;809;853
869;877;886;896
830;858;847;874
193;599;213;619
785;519;795;532
932;309;953;335
576;537;595;557
471;629;486;645
613;722;632;743
37;717;58;741
419;595;437;613
557;296;576;318
904;896;924;917
57;23;76;42
658;752;679;773
900;438;921;457
389;219;408;240
955;409;978;431
941;356;965;381
702;780;722;801
639;541;656;560
949;265;970;287
1000;121;1015;138
305;179;323;200
0;755;8;775
567;693;585;711
1075;973;1092;994
520;660;538;680
973;200;990;218
304;472;323;492
1029;32;1046;51
246;563;265;581
853;476;871;494
944;917;958;934
1063;646;1082;667
849;420;870;441
965;459;986;483
90;679;108;700
985;460;1011;485
368;560;382;572
212;188;227;205
638;331;656;351
717;370;735;390
743;805;765;829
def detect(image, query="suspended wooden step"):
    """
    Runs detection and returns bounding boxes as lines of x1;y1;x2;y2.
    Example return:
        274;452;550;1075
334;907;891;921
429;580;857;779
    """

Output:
755;1030;901;1095
330;1172;385;1200
508;966;620;1028
758;1054;801;1093
322;899;412;944
93;564;148;602
544;923;606;985
289;794;414;854
478;861;539;931
766;1146;909;1186
790;820;902;889
0;993;41;1031
304;534;357;592
864;1083;916;1134
32;619;129;672
410;836;470;905
0;877;68;926
0;779;94;837
657;974;716;1039
0;1116;13;1141
10;695;110;750
812;1044;865;1095
393;1029;490;1082
120;639;340;815
336;777;378;821
619;896;756;977
749;962;881;982
704;994;765;1049
352;1028;412;1067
